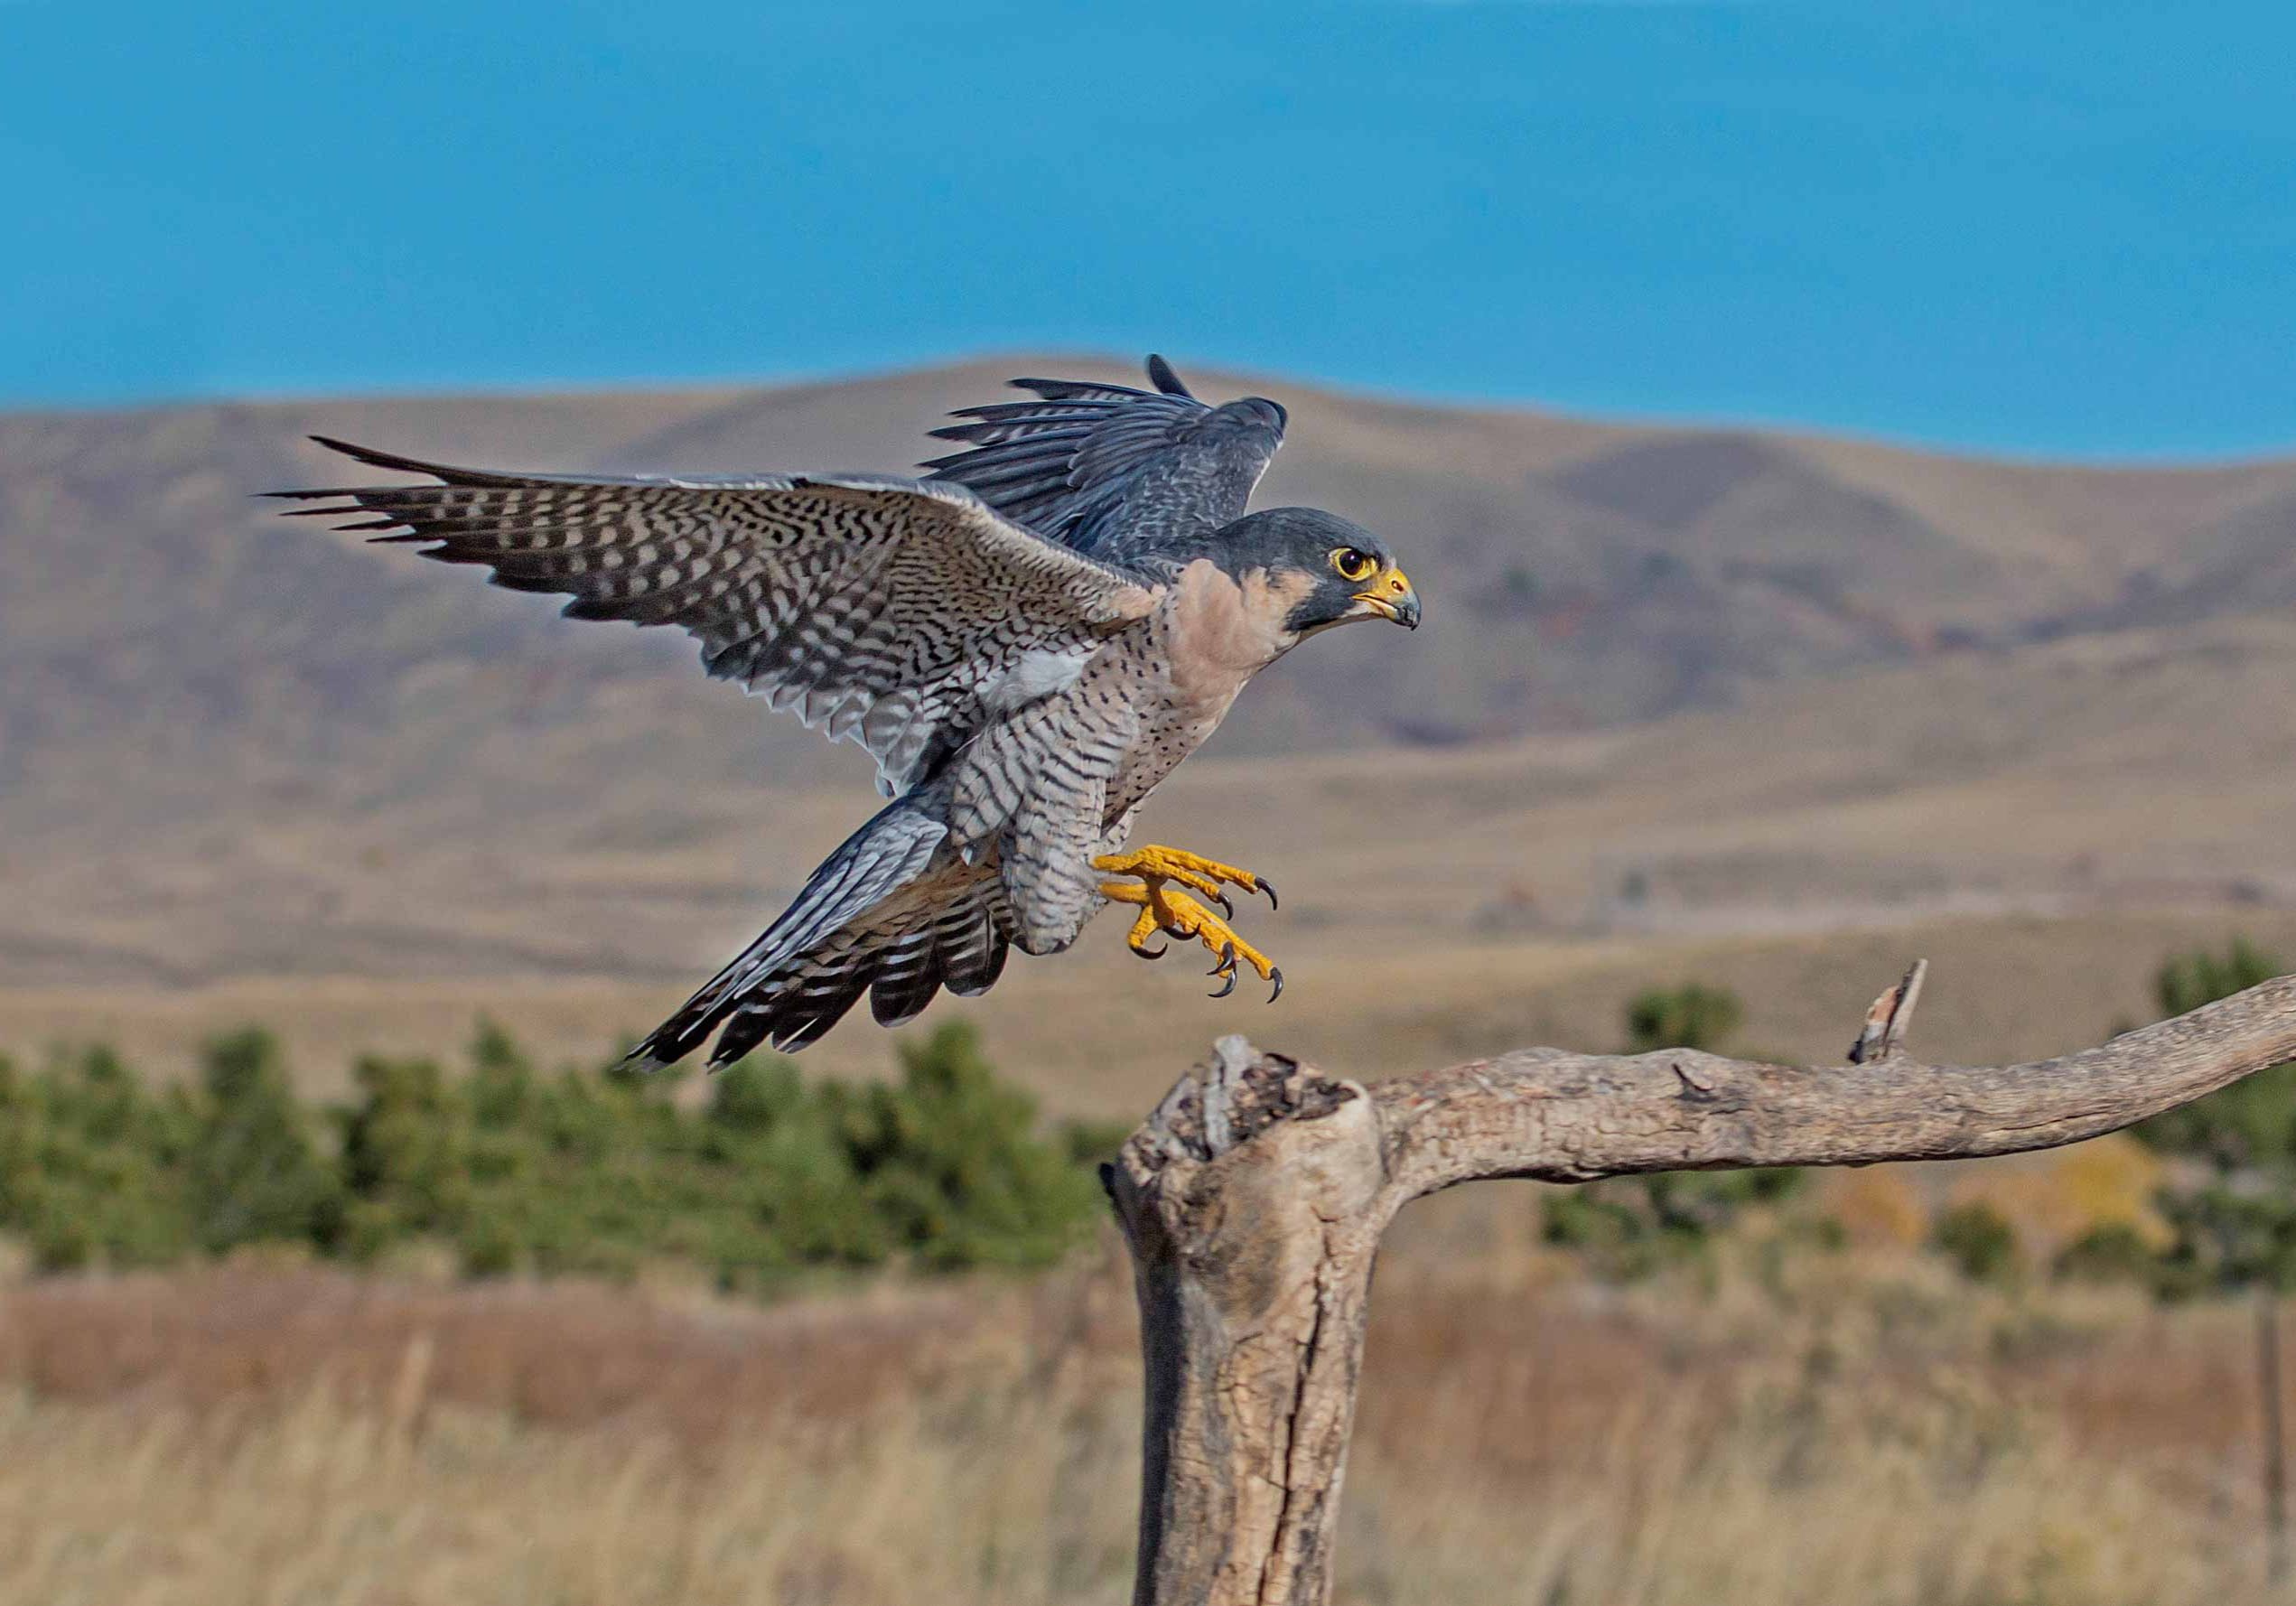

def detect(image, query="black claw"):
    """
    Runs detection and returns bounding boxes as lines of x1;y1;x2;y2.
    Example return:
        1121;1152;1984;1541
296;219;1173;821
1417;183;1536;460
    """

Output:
1209;967;1238;1000
1255;876;1278;911
1267;966;1285;1003
1208;939;1237;978
1134;939;1169;960
1211;889;1235;920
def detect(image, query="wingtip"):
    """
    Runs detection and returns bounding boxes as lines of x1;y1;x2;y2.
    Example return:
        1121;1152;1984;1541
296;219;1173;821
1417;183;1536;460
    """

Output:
1145;353;1192;398
619;1032;683;1074
302;434;459;481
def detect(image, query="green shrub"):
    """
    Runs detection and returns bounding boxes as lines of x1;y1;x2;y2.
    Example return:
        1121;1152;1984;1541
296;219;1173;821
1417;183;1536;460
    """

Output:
0;1019;1105;1292
332;1053;473;1260
2051;1221;2161;1287
2126;940;2296;1303
1624;984;1744;1055
2158;937;2281;1018
1058;1116;1136;1170
1543;1184;1679;1281
0;1047;195;1270
1932;1201;2022;1287
703;1055;889;1284
184;1029;340;1255
2152;1183;2296;1299
2134;940;2292;1171
1544;1166;1808;1283
837;1022;1102;1271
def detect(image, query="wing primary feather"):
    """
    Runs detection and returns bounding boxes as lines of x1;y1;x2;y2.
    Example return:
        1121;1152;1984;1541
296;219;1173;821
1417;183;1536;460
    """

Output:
277;442;1157;795
1146;354;1193;397
1008;378;1153;403
305;435;517;484
923;354;1284;555
938;401;1117;425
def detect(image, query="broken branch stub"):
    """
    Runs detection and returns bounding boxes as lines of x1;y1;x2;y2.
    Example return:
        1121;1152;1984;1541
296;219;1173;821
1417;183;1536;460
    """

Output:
1107;973;2296;1606
1106;1036;1383;1606
1850;957;1928;1064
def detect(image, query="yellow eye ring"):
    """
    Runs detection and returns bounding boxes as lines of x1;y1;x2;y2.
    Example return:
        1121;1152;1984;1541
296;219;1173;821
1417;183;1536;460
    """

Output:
1330;547;1377;583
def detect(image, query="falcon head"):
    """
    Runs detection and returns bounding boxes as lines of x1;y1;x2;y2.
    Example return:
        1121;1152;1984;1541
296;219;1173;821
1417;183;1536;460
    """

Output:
1220;508;1422;635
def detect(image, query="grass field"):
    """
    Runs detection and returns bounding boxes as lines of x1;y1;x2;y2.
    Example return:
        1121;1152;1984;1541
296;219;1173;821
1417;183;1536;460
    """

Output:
0;1207;2288;1606
7;891;2285;1604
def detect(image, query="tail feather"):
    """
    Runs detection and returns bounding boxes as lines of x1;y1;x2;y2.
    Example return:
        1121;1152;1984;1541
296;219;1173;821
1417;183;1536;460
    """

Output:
625;800;947;1067
717;873;1013;1055
856;881;1013;1027
942;902;1011;996
717;948;877;1058
867;927;944;1027
628;803;1019;1066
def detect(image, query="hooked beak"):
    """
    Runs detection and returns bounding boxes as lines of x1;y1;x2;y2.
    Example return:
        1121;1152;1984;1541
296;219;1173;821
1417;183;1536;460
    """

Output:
1351;566;1421;630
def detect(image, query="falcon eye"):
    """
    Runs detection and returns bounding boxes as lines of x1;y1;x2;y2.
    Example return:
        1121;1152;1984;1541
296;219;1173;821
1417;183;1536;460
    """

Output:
1330;547;1377;584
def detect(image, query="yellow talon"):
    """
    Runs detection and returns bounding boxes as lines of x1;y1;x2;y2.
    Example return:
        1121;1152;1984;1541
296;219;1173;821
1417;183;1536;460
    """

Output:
1101;883;1180;957
1090;845;1277;911
1099;877;1283;1002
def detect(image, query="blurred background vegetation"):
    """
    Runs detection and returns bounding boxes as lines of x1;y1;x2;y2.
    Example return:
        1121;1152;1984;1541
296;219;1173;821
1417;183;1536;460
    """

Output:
5;939;2283;1308
0;1020;1114;1290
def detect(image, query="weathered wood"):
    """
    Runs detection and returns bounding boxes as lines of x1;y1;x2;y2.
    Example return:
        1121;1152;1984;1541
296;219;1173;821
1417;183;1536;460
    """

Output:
1849;957;1928;1064
1106;1039;1383;1606
1106;972;2296;1606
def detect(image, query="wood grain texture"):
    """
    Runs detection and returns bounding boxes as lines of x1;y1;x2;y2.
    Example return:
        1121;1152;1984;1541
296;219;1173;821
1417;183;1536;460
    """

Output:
1107;971;2296;1606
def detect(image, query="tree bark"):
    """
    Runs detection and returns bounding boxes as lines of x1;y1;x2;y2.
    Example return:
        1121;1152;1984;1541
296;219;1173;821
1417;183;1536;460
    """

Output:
1105;969;2296;1606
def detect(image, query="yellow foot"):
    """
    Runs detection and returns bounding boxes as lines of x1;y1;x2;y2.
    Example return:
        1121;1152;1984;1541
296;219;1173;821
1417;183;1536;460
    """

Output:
1089;845;1277;916
1099;876;1284;1004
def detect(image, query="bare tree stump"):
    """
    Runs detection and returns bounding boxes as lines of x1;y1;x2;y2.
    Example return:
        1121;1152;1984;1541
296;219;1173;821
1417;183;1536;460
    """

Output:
1105;969;2296;1606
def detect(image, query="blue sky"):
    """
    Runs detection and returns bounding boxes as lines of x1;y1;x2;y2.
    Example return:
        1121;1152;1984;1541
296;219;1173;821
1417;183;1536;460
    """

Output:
5;1;2291;457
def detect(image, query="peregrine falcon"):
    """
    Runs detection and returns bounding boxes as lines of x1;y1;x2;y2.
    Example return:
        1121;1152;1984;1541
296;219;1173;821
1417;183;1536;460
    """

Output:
272;357;1421;1061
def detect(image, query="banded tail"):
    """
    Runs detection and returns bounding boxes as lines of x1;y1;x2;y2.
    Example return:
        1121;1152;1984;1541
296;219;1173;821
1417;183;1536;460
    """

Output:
627;799;1013;1065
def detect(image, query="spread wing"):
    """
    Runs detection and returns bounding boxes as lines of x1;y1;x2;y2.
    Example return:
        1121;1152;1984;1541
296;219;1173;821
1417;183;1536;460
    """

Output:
269;438;1161;797
920;354;1287;558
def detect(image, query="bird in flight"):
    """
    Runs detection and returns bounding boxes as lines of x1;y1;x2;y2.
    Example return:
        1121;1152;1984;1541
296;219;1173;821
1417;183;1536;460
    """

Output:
272;357;1421;1062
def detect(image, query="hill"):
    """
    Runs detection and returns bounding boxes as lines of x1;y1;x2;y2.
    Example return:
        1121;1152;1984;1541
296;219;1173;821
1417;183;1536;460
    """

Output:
7;358;2292;843
4;357;2293;1078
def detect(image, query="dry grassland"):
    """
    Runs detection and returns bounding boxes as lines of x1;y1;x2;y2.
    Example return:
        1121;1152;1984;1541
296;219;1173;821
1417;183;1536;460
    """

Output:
0;1219;2287;1606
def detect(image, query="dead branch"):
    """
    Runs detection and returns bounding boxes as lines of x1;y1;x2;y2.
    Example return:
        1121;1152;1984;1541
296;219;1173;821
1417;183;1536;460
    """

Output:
1849;956;1927;1063
1106;969;2296;1606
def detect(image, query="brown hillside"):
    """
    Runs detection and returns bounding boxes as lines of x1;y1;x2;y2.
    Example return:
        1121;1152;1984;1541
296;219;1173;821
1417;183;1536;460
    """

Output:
6;358;2292;836
4;357;2292;1038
